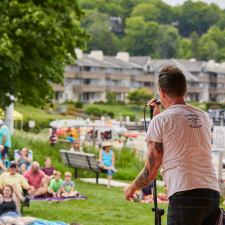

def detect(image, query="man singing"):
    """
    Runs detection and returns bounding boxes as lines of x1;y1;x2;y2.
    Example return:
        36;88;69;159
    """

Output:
124;66;220;224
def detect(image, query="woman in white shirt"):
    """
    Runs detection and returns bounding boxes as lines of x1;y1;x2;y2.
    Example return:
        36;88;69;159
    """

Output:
69;140;83;153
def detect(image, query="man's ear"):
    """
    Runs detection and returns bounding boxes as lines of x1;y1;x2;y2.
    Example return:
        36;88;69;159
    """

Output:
161;88;166;98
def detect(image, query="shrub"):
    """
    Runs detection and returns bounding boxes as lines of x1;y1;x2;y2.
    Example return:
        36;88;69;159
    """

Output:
60;111;67;116
121;113;136;121
75;100;83;109
108;111;114;118
209;105;221;109
102;110;108;115
85;106;102;117
206;102;225;111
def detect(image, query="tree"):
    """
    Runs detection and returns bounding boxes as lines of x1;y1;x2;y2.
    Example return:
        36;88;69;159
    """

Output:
190;31;199;59
106;92;116;103
0;0;89;109
123;17;159;55
126;88;154;109
156;25;181;59
131;4;160;22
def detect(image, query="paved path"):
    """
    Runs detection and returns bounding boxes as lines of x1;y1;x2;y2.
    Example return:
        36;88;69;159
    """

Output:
79;178;165;187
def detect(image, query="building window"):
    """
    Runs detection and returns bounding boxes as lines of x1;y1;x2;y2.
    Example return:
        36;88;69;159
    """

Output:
73;93;76;100
76;66;81;72
218;83;224;88
90;67;100;72
93;93;99;101
218;73;225;78
73;79;82;85
106;80;111;86
144;82;150;87
199;72;206;77
199;83;204;88
83;66;91;71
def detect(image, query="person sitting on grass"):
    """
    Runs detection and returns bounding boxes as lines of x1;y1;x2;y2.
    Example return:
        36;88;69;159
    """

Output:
60;172;78;198
47;171;63;198
23;161;48;198
98;141;117;188
41;157;56;185
0;185;36;225
69;140;83;153
0;161;34;206
15;148;32;175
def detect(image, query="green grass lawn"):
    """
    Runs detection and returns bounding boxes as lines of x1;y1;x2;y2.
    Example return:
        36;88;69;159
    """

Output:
84;104;145;119
14;105;74;120
24;180;168;225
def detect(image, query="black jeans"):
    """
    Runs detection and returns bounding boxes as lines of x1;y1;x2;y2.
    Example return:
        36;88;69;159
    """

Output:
167;189;220;225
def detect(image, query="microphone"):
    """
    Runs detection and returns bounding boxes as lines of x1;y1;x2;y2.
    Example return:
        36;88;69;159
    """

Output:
145;100;161;107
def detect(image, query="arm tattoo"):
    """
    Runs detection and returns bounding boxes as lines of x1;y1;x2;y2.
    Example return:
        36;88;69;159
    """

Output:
135;167;150;188
155;142;163;154
148;152;159;170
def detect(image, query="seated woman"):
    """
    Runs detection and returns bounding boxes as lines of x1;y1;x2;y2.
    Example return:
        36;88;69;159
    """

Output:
41;157;56;185
98;141;117;188
0;185;36;225
69;140;83;153
15;148;32;175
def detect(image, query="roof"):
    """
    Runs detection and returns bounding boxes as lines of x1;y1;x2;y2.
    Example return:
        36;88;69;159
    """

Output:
75;54;142;69
177;60;207;72
130;56;150;67
152;59;198;82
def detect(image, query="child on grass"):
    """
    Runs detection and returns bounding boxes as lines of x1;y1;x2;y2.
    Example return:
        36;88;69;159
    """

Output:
47;171;63;198
60;172;78;197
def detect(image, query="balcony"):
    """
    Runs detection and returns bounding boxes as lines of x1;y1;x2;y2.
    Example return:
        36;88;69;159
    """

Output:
217;87;225;94
218;77;225;83
64;71;75;78
209;87;217;93
145;87;157;94
73;85;105;92
209;77;217;82
75;71;105;79
131;75;154;82
187;87;204;93
106;86;130;93
198;76;209;82
106;73;131;80
52;83;65;92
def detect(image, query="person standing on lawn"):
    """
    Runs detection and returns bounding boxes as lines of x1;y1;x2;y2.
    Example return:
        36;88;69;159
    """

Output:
124;66;220;225
0;120;11;160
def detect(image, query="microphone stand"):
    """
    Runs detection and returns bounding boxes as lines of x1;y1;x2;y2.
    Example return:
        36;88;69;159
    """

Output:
144;103;164;225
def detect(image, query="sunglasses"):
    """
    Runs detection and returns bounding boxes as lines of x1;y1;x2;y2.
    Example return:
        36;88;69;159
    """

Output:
10;165;16;168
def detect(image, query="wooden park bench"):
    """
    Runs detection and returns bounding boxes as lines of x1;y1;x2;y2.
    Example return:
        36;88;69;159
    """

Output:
59;139;72;148
60;150;107;184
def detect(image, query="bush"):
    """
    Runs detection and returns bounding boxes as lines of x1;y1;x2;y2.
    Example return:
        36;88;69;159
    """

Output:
85;106;102;117
60;111;67;116
102;110;108;115
75;100;83;109
121;113;136;121
206;102;225;111
108;111;114;118
209;105;221;109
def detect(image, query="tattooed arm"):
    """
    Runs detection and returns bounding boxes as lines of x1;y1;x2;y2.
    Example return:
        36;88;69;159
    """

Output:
124;141;163;200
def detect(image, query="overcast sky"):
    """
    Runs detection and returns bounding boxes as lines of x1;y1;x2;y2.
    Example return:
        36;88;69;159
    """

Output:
163;0;225;9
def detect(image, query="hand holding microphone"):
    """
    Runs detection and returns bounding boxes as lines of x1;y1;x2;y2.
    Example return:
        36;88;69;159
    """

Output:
146;98;161;116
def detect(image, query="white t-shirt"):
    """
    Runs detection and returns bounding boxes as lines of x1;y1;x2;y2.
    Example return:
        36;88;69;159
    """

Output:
69;148;83;153
145;104;219;198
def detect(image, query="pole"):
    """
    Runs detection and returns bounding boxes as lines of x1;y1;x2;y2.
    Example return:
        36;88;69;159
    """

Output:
144;103;164;225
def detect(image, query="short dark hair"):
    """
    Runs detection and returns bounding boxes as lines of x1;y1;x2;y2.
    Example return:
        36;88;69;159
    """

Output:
158;66;187;98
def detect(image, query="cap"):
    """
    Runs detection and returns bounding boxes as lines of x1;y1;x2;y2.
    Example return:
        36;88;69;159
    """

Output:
0;119;4;125
9;161;17;167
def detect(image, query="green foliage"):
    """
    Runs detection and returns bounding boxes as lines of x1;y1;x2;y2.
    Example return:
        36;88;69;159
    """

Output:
60;111;67;116
85;105;102;117
126;88;153;108
108;111;114;118
205;102;225;110
75;100;83;109
121;113;136;121
0;0;89;109
190;31;199;59
106;92;116;103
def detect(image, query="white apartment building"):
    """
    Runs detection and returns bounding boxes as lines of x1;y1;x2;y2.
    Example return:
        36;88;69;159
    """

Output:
52;49;225;104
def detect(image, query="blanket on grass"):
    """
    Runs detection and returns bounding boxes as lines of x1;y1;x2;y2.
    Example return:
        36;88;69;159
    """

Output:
33;218;68;225
31;194;87;201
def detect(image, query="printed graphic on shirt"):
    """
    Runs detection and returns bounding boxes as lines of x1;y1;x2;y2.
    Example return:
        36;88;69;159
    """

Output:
184;114;202;128
64;185;72;192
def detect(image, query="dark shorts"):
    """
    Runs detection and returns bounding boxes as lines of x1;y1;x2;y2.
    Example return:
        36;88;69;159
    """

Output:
2;146;9;157
167;188;220;225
